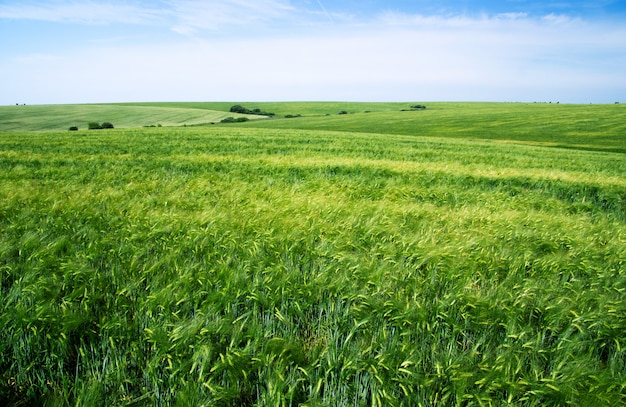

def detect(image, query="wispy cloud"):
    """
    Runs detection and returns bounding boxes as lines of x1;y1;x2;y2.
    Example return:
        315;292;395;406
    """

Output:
166;0;297;35
1;1;625;104
0;0;340;35
0;0;166;25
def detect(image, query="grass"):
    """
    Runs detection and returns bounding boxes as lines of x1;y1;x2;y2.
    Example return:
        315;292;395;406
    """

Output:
113;101;411;116
0;104;625;405
3;102;624;154
114;100;626;153
0;104;265;132
230;102;626;154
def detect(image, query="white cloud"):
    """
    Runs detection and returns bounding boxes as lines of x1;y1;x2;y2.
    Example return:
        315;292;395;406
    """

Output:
1;5;625;104
0;0;312;33
0;0;166;25
165;0;297;35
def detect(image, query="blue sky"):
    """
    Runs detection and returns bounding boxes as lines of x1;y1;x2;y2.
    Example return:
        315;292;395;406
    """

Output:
1;0;625;104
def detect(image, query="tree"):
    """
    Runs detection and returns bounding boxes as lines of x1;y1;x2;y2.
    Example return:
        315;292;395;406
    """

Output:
229;105;246;114
229;105;275;116
88;122;102;130
101;122;114;129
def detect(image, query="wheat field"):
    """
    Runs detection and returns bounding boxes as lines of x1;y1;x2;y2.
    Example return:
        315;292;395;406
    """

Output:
1;103;625;405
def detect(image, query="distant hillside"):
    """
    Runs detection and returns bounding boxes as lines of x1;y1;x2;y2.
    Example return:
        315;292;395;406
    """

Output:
1;101;624;154
0;103;265;132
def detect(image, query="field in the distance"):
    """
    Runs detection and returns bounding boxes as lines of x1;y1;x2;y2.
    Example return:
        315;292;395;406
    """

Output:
3;101;624;153
0;103;266;132
0;102;625;406
113;101;626;153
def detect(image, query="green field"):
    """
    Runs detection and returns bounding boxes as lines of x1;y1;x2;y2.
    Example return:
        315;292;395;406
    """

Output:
3;102;624;153
0;103;267;132
1;102;625;405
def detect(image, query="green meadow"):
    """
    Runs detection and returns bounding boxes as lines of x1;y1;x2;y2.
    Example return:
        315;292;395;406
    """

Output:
232;102;626;154
1;102;625;406
0;104;265;132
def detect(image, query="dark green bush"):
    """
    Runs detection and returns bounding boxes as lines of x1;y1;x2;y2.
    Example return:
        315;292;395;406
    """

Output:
88;122;102;130
229;105;246;114
229;105;274;116
220;117;250;123
68;126;78;131
101;122;114;129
